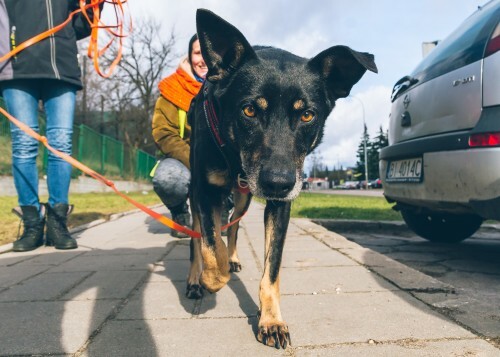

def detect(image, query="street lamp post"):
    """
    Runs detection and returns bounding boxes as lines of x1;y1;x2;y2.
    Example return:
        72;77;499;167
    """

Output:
350;96;368;186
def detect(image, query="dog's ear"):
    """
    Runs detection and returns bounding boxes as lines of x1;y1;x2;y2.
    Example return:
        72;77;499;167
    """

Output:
308;46;378;100
196;9;257;82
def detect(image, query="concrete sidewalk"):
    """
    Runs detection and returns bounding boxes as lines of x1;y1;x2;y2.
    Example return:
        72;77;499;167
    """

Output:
0;203;498;356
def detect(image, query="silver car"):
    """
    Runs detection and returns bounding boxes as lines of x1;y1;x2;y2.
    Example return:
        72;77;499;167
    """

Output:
380;0;500;242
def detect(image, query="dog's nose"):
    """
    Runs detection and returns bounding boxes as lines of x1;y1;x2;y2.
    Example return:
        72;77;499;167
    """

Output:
259;169;296;198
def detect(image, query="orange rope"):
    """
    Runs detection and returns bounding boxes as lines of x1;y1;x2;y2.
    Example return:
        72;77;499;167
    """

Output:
81;0;131;78
1;105;209;238
1;106;248;238
0;0;247;238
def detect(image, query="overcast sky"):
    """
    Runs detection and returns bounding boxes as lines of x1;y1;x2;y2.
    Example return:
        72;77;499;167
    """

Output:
124;0;487;172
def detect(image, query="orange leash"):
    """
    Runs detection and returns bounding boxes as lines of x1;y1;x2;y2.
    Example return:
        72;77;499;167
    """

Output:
0;106;247;238
81;0;130;78
0;0;246;238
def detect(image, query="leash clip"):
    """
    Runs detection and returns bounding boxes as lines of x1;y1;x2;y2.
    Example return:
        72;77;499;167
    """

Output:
237;174;249;189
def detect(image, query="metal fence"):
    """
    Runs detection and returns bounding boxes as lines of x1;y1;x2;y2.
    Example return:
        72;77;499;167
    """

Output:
0;98;156;180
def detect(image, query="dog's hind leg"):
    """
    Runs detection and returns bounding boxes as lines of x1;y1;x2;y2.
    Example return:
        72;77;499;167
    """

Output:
257;200;292;349
186;212;204;299
227;190;252;273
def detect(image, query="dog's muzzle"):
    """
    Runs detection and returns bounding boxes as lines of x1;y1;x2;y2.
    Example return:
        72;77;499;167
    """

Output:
259;168;296;199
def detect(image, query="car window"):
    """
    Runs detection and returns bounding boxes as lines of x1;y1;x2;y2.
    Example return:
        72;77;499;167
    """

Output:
411;1;500;83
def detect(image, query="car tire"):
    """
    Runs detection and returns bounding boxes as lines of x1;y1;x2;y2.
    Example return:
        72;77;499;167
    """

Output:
400;209;483;243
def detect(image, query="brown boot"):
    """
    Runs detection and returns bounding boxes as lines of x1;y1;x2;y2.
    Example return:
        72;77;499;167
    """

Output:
170;203;191;238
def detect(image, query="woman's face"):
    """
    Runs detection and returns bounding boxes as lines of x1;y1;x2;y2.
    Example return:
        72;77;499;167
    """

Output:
191;40;207;79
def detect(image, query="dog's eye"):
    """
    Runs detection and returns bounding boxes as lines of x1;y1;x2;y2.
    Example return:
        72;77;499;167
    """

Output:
301;110;315;123
242;105;256;118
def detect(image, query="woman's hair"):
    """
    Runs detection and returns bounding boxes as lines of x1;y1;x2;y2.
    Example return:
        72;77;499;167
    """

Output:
188;34;199;64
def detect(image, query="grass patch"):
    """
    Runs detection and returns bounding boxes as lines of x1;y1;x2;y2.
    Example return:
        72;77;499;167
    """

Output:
0;136;11;175
285;192;401;221
0;191;161;246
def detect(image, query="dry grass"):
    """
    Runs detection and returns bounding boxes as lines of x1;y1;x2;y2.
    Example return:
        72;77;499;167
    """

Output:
0;191;161;246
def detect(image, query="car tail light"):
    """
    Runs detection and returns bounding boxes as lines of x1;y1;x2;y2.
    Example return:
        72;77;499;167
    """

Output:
485;24;500;57
468;132;500;147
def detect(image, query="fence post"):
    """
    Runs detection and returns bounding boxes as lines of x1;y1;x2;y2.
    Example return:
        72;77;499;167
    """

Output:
78;124;84;163
135;149;140;179
119;141;124;177
101;136;106;174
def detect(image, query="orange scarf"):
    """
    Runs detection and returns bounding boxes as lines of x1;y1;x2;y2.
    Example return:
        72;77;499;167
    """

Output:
158;68;202;112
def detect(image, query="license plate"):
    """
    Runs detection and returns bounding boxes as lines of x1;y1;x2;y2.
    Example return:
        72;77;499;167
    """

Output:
386;157;423;183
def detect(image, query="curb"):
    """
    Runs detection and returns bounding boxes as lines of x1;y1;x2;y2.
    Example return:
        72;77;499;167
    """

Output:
0;203;165;255
313;218;500;234
313;218;407;232
0;243;12;254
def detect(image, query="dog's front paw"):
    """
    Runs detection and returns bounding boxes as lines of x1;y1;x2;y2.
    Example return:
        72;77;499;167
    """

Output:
256;313;291;349
200;243;230;292
185;283;204;299
229;261;242;272
200;268;230;293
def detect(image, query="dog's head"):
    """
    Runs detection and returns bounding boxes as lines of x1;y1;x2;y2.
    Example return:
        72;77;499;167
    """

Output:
196;9;377;201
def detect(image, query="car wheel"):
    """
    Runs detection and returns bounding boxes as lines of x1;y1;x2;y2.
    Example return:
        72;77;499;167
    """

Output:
400;209;483;243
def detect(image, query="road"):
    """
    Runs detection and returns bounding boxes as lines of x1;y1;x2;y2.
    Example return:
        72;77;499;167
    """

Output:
318;219;500;348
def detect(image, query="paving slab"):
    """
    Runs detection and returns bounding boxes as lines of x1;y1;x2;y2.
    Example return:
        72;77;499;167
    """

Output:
0;300;117;355
84;318;283;357
47;249;164;273
67;270;148;300
197;278;260;318
117;280;196;320
0;271;90;302
0;264;47;287
280;265;398;294
337;247;455;292
282;247;360;268
281;292;474;347
0;247;86;267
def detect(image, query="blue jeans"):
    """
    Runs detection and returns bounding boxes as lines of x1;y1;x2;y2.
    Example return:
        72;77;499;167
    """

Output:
2;79;77;209
152;158;191;212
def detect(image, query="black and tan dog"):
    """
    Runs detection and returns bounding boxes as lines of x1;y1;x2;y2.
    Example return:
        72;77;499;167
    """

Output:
187;9;377;349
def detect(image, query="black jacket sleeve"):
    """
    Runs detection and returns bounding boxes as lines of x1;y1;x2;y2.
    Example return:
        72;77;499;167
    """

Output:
71;0;104;40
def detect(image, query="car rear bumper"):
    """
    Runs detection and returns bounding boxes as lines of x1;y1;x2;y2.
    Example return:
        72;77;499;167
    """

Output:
380;148;500;219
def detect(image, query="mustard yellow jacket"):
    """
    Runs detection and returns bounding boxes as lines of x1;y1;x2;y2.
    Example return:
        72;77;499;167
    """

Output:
151;96;191;169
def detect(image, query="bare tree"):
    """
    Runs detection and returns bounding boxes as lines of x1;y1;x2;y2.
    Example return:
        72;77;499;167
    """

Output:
76;18;178;153
75;47;108;127
111;18;177;153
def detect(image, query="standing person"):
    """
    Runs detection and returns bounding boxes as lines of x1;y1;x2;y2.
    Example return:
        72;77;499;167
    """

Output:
151;34;206;238
0;0;100;251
